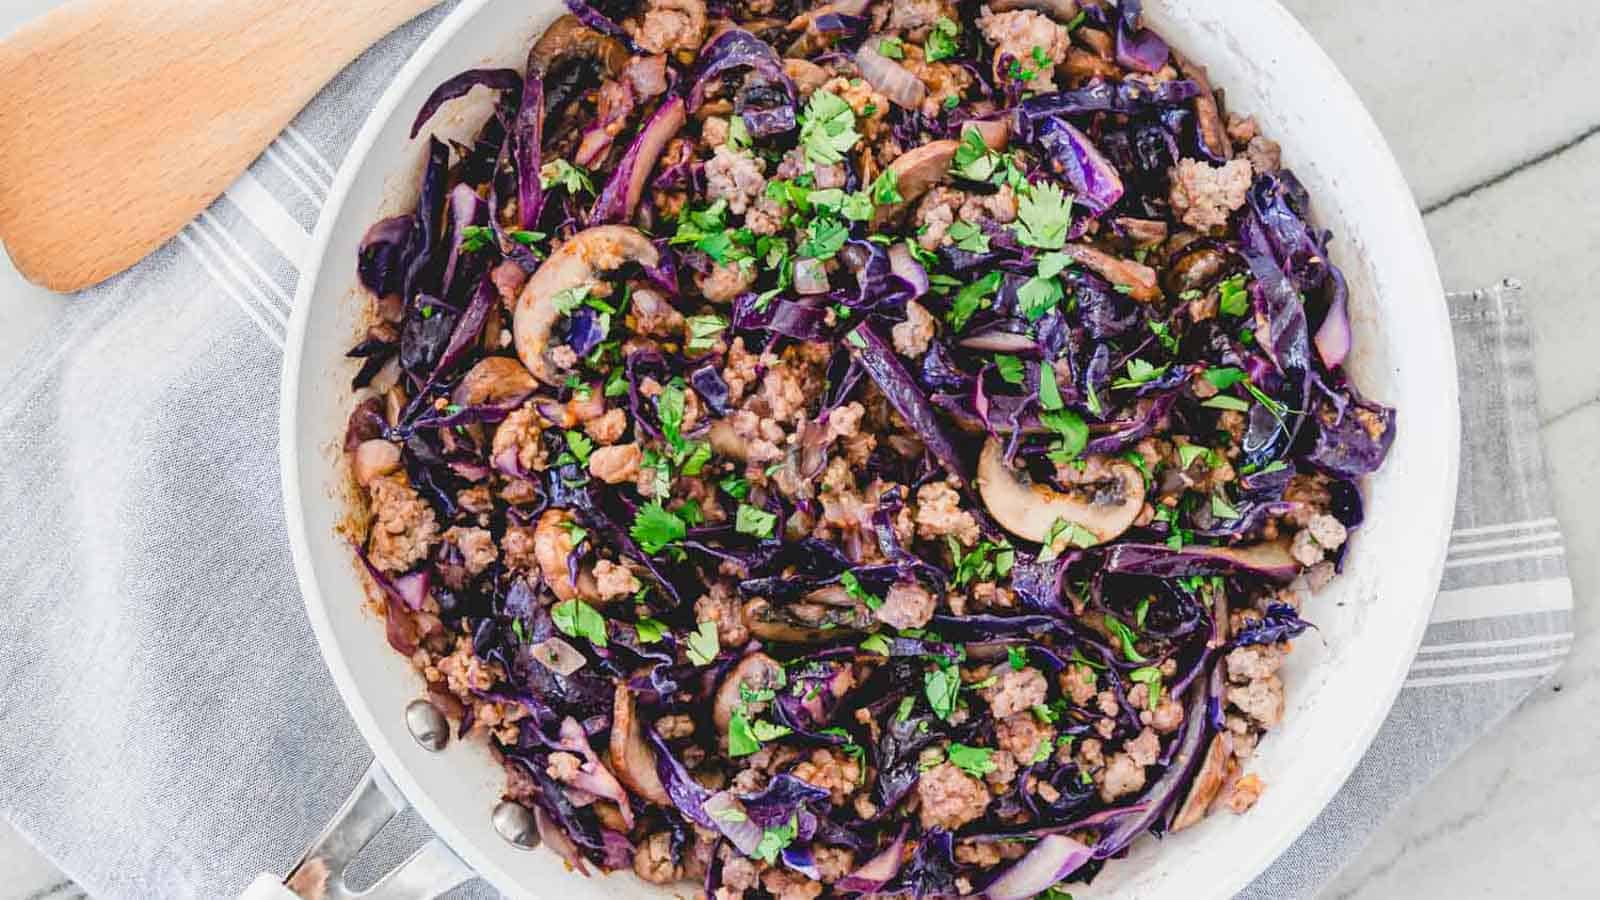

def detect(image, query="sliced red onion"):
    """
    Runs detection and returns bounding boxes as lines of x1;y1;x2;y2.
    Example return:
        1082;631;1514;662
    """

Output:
556;716;635;830
703;791;763;857
534;805;590;876
887;242;929;298
958;327;1041;354
531;636;588;676
794;256;831;295
589;95;685;225
392;569;431;611
854;42;927;112
1314;265;1352;369
835;823;908;892
982;834;1093;900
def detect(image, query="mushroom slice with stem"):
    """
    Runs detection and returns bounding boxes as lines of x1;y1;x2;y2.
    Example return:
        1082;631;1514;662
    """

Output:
451;356;537;407
609;680;670;805
740;586;874;644
512;224;658;385
975;438;1145;547
869;123;1010;229
712;652;785;739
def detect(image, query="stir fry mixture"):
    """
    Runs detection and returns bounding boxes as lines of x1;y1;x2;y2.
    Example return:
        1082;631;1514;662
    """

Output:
343;0;1397;894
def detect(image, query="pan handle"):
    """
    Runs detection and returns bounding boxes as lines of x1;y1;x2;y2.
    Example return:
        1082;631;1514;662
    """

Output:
239;760;477;900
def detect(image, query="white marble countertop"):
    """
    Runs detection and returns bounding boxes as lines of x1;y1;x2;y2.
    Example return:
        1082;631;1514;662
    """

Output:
2;0;1595;897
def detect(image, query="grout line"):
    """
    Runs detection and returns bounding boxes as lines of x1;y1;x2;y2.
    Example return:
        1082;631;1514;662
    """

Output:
1540;393;1599;430
1422;121;1600;215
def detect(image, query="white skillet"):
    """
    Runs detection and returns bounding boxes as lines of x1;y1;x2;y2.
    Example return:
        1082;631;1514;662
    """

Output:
277;1;1460;896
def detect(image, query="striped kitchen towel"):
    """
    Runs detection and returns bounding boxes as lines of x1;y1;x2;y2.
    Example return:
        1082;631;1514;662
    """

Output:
0;5;1572;899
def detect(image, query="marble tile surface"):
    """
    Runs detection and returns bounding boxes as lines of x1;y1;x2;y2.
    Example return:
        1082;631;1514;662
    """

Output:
2;0;1596;897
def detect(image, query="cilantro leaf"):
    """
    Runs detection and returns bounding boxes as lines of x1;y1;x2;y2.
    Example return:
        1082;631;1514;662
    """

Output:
1112;358;1167;389
630;500;686;554
948;271;1001;331
946;742;997;778
924;662;960;720
735;503;778;539
994;354;1025;385
686;620;720;666
799;90;860;165
798;216;849;260
925;16;961;62
728;712;762;757
1203;366;1249;390
1037;516;1096;561
753;815;799;864
861;634;891;655
876;36;905;58
1038;363;1065;410
635;617;667;644
1012;181;1073;250
1040;408;1087;460
1103;614;1147;662
1007;645;1027;671
719;474;751;499
947;220;990;253
952;126;997;181
564;430;594;464
839;570;882;610
1217;274;1250;317
870;168;902;205
540;158;595;195
459;225;496;253
685;314;728;352
551;599;607;647
1017;274;1064;321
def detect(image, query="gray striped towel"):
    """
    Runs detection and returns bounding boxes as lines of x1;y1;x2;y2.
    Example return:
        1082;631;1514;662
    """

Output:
0;6;1572;899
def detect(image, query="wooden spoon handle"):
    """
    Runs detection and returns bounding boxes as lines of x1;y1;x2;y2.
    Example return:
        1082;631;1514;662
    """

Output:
0;0;440;293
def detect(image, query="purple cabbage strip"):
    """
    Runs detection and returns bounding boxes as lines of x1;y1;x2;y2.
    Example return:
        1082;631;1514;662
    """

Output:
410;68;523;139
1037;117;1125;215
847;323;970;484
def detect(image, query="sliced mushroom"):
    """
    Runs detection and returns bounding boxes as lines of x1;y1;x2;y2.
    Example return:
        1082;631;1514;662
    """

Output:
976;438;1145;547
609;681;670;804
534;508;599;601
1066;243;1161;301
708;420;749;461
1168;48;1229;160
451;356;538;407
352;439;401;487
513;225;659;384
870;124;1009;229
527;14;630;81
1171;731;1233;831
712;652;786;740
740;586;874;644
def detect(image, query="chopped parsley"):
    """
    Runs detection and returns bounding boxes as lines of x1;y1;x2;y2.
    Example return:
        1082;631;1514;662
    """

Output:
948;270;1002;331
1007;646;1028;671
726;114;751;150
870;168;903;205
1103;614;1148;663
1128;665;1164;711
685;314;728;352
1203;366;1249;390
563;430;594;465
1012;181;1073;250
994;354;1025;385
860;633;892;655
635;617;668;644
551;599;607;648
1016;273;1065;321
685;620;720;666
1112;358;1168;389
1038;517;1097;561
540;158;595;195
719;474;750;500
952;126;999;181
876;36;905;59
947;220;990;253
798;89;860;166
798;216;849;260
924;661;961;720
839;570;882;610
1041;407;1088;462
947;742;997;778
951;538;1015;587
1217;274;1250;317
1176;443;1210;470
1149;320;1180;353
1202;394;1251;412
728;712;792;757
753;815;799;864
1211;489;1241;520
1038;363;1065;410
735;503;778;539
925;16;961;62
459;225;496;253
630;500;686;555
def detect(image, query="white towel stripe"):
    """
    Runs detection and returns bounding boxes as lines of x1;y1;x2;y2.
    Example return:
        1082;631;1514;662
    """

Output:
1408;646;1570;672
1418;632;1574;655
285;125;338;179
177;231;285;347
1405;662;1563;689
271;133;333;193
1448;531;1565;557
1429;577;1572;623
263;142;327;203
185;222;288;327
1442;546;1566;570
223;169;314;269
195;212;294;311
1448;517;1560;541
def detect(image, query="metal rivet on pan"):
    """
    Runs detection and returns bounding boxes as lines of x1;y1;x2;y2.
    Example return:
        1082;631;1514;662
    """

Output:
405;699;450;751
493;801;540;849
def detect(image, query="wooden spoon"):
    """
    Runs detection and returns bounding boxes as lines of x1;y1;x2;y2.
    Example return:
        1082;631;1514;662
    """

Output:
0;0;440;293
